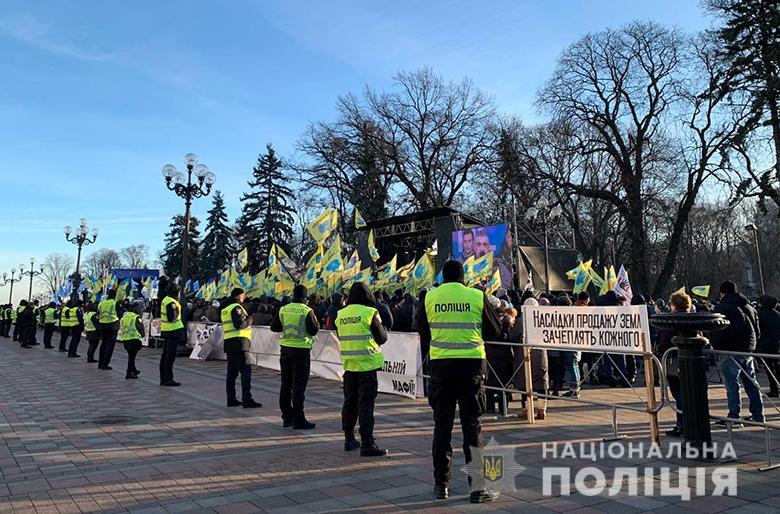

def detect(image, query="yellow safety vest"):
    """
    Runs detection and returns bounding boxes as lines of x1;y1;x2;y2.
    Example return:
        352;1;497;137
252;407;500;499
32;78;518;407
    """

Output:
44;307;57;324
160;296;184;332
424;282;485;360
120;312;142;341
221;303;252;340
84;311;98;333
335;304;383;372
278;302;314;349
98;299;119;323
61;307;79;328
12;307;18;322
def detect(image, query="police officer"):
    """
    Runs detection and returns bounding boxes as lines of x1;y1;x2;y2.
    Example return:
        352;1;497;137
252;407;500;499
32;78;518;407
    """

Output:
4;304;12;338
120;301;145;379
271;285;319;429
84;302;101;363
29;300;40;345
160;284;185;386
335;282;388;457
97;290;122;370
42;302;57;348
17;300;35;348
59;300;76;353
0;304;7;337
12;302;23;341
67;300;84;358
417;260;501;503
221;288;262;408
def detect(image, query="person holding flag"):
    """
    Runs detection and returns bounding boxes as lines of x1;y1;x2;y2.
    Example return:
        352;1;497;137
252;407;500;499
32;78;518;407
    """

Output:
335;282;389;457
271;284;320;429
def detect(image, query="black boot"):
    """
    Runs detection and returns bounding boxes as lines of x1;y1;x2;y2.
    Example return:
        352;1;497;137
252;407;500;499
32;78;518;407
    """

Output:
360;442;388;457
344;432;360;451
293;419;316;430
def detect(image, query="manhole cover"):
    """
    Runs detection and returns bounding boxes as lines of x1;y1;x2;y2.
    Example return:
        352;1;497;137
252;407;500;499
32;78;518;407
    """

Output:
89;415;137;425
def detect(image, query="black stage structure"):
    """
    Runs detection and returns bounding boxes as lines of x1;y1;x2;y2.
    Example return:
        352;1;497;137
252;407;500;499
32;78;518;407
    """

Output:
357;207;578;292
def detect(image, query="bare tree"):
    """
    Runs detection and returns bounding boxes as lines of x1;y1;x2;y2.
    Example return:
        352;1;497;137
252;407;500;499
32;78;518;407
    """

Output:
120;244;150;269
39;253;74;296
83;248;122;279
368;68;497;210
534;22;742;295
297;68;498;214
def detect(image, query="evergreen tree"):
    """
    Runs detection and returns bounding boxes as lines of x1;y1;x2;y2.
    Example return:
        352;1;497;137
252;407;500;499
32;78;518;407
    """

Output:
235;144;295;273
708;0;780;203
200;191;235;278
161;214;201;282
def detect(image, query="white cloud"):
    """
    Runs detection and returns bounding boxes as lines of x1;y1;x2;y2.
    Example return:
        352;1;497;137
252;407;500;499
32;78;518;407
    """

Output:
0;12;125;62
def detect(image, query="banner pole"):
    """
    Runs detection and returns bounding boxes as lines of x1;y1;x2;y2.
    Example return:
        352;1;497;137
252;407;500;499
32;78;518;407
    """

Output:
523;346;535;424
643;334;659;444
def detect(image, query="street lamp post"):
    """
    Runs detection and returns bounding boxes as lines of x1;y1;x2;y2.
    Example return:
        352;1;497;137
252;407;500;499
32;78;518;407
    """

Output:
525;198;563;294
745;224;765;296
64;218;99;298
161;153;216;299
19;258;43;301
1;269;20;303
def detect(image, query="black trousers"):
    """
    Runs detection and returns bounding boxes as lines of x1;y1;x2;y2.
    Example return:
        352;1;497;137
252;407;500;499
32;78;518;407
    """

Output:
1;320;8;337
159;332;182;384
86;335;100;361
226;351;253;402
342;369;378;445
43;324;55;347
98;328;118;368
12;321;20;341
18;326;30;345
279;347;311;422
428;365;486;487
59;327;71;352
67;329;82;356
26;325;37;345
124;340;141;376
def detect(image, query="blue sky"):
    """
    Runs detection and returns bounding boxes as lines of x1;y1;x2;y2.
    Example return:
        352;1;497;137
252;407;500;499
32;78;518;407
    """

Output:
0;0;711;302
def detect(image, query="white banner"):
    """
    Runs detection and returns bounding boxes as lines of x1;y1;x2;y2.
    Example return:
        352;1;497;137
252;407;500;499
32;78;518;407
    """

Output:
187;322;225;361
186;323;423;398
522;305;650;354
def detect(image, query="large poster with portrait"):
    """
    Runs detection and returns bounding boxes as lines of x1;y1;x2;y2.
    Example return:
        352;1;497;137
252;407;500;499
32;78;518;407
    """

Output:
451;223;513;289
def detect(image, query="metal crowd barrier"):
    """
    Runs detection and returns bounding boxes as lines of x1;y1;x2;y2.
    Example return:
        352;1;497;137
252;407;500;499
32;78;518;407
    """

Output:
661;347;780;471
421;338;667;444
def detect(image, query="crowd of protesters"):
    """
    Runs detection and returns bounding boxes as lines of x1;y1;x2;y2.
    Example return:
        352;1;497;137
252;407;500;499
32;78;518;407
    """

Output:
4;276;778;433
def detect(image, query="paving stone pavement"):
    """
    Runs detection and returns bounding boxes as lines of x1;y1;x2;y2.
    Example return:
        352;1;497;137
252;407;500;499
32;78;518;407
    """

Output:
1;330;779;513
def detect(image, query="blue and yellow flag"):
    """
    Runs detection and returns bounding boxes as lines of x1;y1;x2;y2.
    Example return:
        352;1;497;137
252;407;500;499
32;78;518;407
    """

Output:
589;266;605;293
572;260;593;294
321;235;344;278
306;207;339;243
354;207;367;229
485;268;502;296
306;244;324;272
237;247;248;271
368;229;380;262
691;285;710;298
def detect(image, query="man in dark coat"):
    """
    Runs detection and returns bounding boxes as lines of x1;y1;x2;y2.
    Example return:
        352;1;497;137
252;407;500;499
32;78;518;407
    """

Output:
710;281;764;423
757;295;780;398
